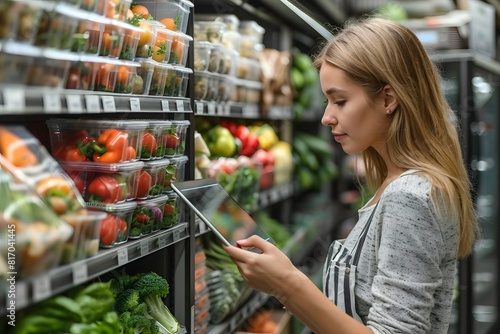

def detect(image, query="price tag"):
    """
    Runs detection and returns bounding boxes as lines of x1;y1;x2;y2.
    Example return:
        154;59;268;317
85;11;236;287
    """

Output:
117;248;128;266
224;104;231;115
102;96;116;112
32;276;51;302
3;87;25;112
161;100;170;112
158;235;167;248
43;93;62;113
130;97;141;111
196;101;204;114
66;95;83;113
72;263;88;285
173;229;181;242
260;193;268;208
207;103;216;115
14;281;28;309
85;95;100;113
140;241;149;256
176;100;184;112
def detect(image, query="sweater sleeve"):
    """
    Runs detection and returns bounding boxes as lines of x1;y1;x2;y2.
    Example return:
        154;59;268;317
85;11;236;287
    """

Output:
366;180;447;334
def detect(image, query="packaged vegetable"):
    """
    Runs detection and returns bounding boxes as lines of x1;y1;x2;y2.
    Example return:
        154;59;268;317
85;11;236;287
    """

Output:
87;201;137;247
130;195;168;237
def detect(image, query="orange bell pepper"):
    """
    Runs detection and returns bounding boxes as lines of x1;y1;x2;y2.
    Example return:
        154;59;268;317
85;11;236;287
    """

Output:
92;128;128;163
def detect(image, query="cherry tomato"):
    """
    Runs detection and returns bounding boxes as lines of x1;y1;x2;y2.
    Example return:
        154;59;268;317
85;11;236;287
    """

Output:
87;175;123;203
100;214;119;246
135;213;150;224
141;131;158;159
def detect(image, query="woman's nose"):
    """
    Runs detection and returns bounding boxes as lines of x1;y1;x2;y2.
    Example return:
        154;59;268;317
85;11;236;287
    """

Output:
321;107;337;126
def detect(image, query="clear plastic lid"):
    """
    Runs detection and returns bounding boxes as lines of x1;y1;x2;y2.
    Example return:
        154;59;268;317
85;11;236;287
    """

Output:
173;65;194;74
59;160;145;172
136;193;169;206
171;120;191;126
195;14;240;31
170;155;189;164
148;120;173;129
47;118;149;131
86;200;137;212
143;158;171;169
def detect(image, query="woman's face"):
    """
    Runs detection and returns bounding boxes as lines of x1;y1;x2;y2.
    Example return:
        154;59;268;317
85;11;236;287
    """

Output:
320;62;392;155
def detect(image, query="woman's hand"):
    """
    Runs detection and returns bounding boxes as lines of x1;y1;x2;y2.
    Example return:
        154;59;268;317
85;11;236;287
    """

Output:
224;235;302;300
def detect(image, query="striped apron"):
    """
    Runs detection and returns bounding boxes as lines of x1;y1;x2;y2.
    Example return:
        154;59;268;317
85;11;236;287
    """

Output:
323;203;378;323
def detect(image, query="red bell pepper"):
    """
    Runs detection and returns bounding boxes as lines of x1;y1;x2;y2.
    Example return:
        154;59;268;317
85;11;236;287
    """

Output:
140;130;158;159
235;125;260;157
220;120;238;137
53;129;94;161
92;128;129;163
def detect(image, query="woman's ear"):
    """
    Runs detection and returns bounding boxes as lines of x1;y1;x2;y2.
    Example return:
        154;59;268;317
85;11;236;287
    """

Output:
383;84;399;112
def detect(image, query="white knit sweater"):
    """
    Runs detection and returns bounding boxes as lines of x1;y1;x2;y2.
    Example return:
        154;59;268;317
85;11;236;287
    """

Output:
330;172;459;333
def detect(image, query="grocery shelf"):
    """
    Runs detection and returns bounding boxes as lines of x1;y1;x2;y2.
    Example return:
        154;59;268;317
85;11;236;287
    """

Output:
206;291;270;334
195;100;294;120
0;87;192;115
0;222;189;315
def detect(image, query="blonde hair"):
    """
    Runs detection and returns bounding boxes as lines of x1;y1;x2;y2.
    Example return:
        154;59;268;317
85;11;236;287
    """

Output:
314;17;478;258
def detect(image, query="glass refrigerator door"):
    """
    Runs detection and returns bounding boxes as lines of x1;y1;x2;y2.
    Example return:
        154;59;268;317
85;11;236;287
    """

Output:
470;62;499;334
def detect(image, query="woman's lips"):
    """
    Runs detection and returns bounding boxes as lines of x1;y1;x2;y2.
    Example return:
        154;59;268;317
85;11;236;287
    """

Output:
333;133;346;141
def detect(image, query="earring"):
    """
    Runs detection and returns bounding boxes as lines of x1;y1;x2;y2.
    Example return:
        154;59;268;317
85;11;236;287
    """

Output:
386;109;392;114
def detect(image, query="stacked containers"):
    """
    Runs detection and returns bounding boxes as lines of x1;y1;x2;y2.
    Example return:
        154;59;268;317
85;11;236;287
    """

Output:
46;118;148;248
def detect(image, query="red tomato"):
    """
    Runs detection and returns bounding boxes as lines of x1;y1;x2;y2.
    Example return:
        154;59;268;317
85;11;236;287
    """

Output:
100;214;119;246
164;203;175;215
164;134;179;149
135;213;150;224
136;170;152;198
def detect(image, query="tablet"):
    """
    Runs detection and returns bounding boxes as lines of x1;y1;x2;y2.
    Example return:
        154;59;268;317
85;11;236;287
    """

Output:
171;178;275;248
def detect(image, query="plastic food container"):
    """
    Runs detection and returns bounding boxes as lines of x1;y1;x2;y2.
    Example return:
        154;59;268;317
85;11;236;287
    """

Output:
164;65;192;97
131;195;169;237
239;34;260;59
205;72;219;101
172;120;190;156
163;155;188;192
219;47;238;76
86;201;136;247
245;79;263;104
149;62;173;96
207;43;222;73
137;158;170;199
60;210;105;263
152;27;175;63
100;20;128;58
105;0;132;21
218;74;234;103
0;1;43;44
71;15;106;54
150;0;193;34
194;21;226;44
161;192;180;228
239;20;265;43
46;118;148;163
0;42;38;85
119;22;144;60
65;55;103;91
27;48;77;88
194;71;209;100
60;161;144;204
133;58;155;94
168;31;192;66
221;30;240;51
0;178;74;278
135;19;160;60
34;2;84;50
93;58;140;93
139;120;166;161
237;57;261;81
194;41;211;71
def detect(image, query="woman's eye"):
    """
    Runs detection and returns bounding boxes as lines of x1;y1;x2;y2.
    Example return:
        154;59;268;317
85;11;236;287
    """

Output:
335;100;346;106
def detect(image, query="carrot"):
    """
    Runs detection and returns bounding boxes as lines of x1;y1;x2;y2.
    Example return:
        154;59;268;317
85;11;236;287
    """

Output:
0;127;38;167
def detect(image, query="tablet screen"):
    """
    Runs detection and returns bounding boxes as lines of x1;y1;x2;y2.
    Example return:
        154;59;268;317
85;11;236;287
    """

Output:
172;178;275;247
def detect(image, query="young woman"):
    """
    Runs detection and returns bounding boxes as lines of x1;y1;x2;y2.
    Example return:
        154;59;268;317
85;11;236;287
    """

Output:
224;18;479;333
